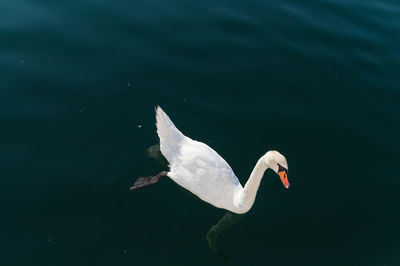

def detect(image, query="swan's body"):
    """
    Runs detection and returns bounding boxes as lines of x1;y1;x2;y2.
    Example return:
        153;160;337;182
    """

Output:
149;106;289;214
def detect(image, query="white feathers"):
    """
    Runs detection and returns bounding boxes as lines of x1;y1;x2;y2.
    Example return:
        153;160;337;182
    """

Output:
153;106;288;214
155;106;185;164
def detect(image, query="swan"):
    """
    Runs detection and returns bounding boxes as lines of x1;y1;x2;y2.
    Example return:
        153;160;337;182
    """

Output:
130;106;289;214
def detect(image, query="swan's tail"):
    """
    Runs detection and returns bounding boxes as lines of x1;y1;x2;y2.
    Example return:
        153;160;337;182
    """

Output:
155;106;185;161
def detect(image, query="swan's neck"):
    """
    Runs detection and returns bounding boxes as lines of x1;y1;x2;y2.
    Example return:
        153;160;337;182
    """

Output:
234;155;272;213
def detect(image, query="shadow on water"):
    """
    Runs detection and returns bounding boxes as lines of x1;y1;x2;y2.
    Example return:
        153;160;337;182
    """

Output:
145;144;169;166
144;144;245;259
206;211;244;259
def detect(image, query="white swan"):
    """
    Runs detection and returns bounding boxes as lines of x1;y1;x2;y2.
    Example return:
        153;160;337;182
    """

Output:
130;106;290;214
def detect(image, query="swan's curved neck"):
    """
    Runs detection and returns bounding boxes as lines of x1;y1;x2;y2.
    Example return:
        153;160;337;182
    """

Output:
234;154;272;213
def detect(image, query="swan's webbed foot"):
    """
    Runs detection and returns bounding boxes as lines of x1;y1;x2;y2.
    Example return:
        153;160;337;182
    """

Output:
129;171;168;190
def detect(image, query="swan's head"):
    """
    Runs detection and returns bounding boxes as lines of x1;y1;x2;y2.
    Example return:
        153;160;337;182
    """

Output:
265;150;290;189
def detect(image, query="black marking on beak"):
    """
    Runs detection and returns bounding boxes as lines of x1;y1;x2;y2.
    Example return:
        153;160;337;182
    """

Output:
278;163;288;174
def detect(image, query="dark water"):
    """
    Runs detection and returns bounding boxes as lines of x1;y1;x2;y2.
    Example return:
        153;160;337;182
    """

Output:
1;0;400;265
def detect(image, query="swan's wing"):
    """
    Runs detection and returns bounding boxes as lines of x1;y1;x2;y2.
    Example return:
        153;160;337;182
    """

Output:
167;139;241;208
170;140;240;188
155;106;186;163
155;106;241;199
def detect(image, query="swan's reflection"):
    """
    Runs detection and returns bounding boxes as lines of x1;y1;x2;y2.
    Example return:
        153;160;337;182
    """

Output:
145;144;245;258
206;211;244;259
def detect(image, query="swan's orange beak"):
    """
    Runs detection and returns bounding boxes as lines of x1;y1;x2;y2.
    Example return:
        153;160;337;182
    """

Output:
278;170;290;189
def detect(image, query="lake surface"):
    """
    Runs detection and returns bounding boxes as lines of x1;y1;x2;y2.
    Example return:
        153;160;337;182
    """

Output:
1;0;400;265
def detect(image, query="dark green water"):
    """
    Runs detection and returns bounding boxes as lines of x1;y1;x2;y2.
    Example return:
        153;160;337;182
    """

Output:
1;0;400;265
